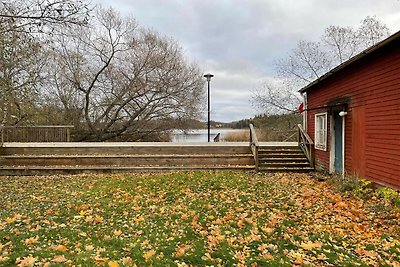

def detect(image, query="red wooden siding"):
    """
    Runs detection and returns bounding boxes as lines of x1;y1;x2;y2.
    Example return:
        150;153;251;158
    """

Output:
305;37;400;190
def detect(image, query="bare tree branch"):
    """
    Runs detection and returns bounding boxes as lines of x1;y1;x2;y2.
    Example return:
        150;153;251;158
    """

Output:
254;16;390;115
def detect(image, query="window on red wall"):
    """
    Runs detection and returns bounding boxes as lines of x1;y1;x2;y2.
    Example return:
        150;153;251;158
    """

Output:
315;112;327;151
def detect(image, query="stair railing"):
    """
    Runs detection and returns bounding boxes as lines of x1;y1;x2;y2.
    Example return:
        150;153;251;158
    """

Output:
249;124;259;171
297;124;314;167
0;126;3;147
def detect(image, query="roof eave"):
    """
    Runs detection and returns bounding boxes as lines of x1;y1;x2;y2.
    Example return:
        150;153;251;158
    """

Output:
298;30;400;94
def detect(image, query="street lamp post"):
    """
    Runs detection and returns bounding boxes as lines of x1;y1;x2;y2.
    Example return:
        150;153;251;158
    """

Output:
204;73;214;142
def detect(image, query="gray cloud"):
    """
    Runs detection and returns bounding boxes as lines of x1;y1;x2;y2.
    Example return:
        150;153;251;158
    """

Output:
93;0;400;122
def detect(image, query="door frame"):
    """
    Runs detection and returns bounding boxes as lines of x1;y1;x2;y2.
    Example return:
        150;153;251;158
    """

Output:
329;110;346;176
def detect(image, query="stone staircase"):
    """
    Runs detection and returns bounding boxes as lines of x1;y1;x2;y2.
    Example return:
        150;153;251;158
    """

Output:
0;142;254;175
257;145;314;172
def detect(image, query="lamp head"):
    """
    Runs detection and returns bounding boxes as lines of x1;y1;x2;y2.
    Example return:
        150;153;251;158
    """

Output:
204;73;214;82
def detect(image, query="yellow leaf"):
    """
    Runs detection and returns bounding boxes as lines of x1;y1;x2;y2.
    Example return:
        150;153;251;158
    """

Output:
300;241;323;250
237;220;245;229
213;218;223;225
0;256;9;262
132;216;144;223
295;255;304;265
16;255;37;267
143;249;156;261
262;252;274;260
94;256;106;264
85;245;94;251
5;217;15;224
94;215;104;223
122;257;133;265
175;244;191;257
52;255;67;263
261;227;274;234
113;229;122;237
108;260;119;267
24;236;39;246
52;245;68;252
175;247;186;257
80;210;87;216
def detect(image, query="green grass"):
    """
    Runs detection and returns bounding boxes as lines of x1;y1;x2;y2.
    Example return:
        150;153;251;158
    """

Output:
0;171;399;266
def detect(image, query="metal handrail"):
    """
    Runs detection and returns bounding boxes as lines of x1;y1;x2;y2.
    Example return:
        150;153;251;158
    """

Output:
298;124;314;167
213;133;221;142
249;124;259;171
0;126;3;147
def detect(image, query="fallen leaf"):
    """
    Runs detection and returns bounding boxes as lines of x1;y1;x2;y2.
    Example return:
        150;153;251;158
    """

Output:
113;229;122;237
52;245;68;251
143;249;156;261
237;220;245;229
94;215;104;223
16;256;37;267
300;241;323;250
5;217;15;224
175;244;190;257
261;227;274;234
24;236;39;246
52;255;68;263
94;256;107;264
108;260;119;267
0;256;9;262
85;216;94;223
85;245;94;251
122;257;133;265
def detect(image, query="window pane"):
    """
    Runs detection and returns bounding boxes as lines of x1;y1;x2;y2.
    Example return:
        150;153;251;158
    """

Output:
315;113;327;150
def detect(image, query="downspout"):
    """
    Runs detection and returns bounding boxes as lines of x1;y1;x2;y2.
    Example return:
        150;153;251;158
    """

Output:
339;111;347;178
302;92;308;132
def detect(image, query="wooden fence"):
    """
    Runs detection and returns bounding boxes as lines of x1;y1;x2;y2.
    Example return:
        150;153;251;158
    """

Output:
0;126;74;144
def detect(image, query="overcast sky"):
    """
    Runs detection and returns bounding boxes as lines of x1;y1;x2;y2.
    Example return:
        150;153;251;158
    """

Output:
93;0;400;122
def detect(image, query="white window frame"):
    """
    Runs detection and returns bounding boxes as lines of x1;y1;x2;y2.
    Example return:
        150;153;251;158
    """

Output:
314;112;327;151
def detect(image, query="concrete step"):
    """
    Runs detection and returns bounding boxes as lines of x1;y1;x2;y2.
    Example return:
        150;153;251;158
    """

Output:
0;165;255;176
259;157;310;163
0;142;251;156
258;166;314;173
259;149;303;154
259;162;311;168
0;154;254;167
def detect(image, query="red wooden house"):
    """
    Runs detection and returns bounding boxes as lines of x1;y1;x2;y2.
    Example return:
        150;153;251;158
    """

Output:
299;30;400;190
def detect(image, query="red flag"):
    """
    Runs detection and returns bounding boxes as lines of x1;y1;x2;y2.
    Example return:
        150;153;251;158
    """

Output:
298;102;304;113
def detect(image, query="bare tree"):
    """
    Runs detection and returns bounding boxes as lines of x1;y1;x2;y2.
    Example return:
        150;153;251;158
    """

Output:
46;8;204;141
253;16;390;114
0;0;91;34
0;29;47;125
252;81;302;115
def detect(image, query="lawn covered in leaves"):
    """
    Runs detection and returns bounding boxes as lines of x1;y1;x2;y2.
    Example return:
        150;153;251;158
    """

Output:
0;171;399;266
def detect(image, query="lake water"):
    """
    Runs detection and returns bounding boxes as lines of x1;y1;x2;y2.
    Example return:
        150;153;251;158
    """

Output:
171;129;247;142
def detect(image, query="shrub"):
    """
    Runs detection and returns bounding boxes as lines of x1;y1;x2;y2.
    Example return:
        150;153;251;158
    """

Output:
223;131;250;142
376;187;400;207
